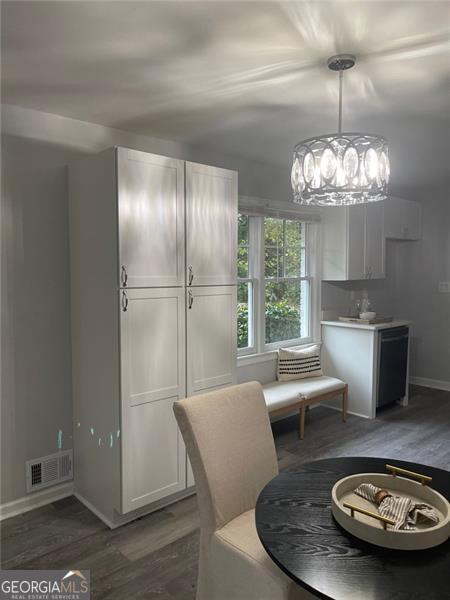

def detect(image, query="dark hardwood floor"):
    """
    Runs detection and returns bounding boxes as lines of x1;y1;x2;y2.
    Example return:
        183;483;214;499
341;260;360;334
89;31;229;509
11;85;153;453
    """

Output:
1;385;449;599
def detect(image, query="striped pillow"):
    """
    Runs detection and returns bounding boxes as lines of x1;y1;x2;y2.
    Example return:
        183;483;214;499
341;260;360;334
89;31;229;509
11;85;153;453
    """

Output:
277;345;323;381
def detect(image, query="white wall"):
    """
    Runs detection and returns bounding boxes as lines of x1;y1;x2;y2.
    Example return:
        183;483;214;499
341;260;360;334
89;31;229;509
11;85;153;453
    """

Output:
391;188;449;383
2;135;76;504
237;357;277;385
1;105;290;504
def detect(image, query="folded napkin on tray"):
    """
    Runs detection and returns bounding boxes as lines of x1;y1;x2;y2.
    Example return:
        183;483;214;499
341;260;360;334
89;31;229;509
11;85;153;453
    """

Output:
354;483;439;530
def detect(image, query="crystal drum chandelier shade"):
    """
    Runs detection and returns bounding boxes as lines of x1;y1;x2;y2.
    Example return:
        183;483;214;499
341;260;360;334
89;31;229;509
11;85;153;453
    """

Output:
291;132;389;206
292;55;390;206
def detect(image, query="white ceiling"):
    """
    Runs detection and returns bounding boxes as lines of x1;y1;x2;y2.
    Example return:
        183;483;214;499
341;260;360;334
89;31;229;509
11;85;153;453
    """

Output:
2;1;450;188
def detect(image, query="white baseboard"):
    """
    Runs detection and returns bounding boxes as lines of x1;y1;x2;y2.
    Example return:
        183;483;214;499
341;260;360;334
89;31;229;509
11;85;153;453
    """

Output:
322;403;372;420
0;482;74;521
409;376;450;392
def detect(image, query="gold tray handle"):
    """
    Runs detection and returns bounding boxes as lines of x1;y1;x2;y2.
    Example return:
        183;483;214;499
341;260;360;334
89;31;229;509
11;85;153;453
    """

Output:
386;464;432;486
343;502;396;530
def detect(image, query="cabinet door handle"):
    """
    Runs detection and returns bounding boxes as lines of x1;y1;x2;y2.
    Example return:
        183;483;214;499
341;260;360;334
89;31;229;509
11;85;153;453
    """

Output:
188;265;194;286
188;290;194;309
121;290;128;312
121;265;128;287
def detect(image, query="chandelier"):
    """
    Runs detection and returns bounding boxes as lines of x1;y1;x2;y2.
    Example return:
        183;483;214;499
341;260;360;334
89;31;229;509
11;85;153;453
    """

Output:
291;54;389;206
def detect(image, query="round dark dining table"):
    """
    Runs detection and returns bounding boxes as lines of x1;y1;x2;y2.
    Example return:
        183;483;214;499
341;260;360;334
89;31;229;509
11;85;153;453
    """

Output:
255;457;450;600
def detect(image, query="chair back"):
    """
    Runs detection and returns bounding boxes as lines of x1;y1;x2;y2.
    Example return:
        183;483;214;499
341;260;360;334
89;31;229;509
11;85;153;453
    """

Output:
173;381;278;533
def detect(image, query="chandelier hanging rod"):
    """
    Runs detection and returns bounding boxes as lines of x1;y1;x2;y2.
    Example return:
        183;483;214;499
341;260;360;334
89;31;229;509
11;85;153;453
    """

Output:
327;54;355;133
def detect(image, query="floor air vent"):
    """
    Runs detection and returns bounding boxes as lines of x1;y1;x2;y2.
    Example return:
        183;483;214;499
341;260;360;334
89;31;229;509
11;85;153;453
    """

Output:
26;450;73;493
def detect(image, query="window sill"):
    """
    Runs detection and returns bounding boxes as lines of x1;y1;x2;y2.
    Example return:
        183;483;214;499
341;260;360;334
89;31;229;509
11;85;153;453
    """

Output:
237;340;322;367
237;351;278;367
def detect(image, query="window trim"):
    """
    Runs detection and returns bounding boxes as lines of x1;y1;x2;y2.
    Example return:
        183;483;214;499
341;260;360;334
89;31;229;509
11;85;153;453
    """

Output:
237;278;257;356
237;214;321;357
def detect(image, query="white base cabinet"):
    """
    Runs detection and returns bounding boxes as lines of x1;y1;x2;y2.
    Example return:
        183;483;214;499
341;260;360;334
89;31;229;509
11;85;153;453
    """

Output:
321;323;379;418
321;321;410;419
69;147;237;527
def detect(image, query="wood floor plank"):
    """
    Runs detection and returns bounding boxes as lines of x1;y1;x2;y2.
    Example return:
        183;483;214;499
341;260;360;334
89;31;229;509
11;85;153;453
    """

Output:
93;530;199;600
1;500;104;568
117;501;199;562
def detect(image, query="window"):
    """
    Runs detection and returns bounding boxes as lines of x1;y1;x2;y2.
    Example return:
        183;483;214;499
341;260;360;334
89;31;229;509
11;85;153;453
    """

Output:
237;214;316;356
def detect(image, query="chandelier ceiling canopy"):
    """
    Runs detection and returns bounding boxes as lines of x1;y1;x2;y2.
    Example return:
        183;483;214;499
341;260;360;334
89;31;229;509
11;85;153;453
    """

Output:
292;54;390;206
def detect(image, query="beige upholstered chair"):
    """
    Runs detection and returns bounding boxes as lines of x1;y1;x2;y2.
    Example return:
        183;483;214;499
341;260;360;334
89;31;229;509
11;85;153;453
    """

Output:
173;381;315;600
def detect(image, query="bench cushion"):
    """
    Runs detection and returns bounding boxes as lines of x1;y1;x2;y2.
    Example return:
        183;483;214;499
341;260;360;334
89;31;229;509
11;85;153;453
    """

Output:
263;376;346;411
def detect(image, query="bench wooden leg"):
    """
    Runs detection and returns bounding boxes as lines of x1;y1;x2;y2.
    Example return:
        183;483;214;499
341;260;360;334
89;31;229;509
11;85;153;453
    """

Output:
299;403;306;439
342;385;348;422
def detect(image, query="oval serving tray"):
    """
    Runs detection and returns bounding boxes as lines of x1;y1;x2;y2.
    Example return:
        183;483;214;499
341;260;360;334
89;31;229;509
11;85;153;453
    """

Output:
331;465;450;550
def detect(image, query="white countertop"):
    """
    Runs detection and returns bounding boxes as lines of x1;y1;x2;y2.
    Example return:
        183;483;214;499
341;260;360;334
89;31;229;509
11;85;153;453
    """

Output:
321;319;412;331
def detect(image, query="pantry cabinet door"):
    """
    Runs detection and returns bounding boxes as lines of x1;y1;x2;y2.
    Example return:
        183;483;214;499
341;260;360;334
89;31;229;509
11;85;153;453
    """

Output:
186;286;237;395
365;202;385;279
185;162;237;286
120;288;186;513
117;148;184;288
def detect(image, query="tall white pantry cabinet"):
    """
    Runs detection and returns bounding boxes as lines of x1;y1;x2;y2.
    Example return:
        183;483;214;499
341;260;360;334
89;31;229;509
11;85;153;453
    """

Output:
69;147;237;527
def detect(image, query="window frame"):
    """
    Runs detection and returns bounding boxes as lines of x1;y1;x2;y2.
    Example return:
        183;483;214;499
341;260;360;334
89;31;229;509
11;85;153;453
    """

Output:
237;214;320;357
237;214;257;356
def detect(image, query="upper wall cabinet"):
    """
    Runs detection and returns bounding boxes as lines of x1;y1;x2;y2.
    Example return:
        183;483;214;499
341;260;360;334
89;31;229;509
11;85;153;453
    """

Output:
185;162;238;286
383;197;421;240
322;203;385;281
365;202;385;279
118;148;185;288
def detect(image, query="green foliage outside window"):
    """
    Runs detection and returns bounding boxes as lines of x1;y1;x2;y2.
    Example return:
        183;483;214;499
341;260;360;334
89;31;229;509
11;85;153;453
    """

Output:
237;302;249;348
264;300;300;344
238;214;249;278
264;217;305;282
237;300;301;348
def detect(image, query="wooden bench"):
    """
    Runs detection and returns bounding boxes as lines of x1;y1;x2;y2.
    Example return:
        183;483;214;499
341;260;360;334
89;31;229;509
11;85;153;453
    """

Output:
262;376;348;439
